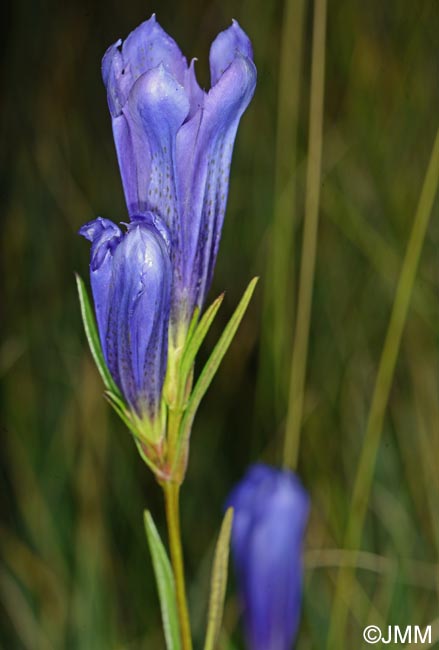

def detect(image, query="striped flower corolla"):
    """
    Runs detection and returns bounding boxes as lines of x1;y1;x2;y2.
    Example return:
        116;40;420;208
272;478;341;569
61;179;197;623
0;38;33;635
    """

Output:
226;464;309;650
102;15;256;335
79;214;171;442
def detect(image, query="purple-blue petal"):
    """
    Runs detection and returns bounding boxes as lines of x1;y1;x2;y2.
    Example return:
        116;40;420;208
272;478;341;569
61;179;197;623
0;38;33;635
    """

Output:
111;113;138;216
123;64;189;235
102;14;188;118
102;41;129;117
80;215;171;420
209;20;254;87
123;14;187;87
99;17;257;331
175;51;256;313
184;59;205;121
79;217;122;347
226;465;309;650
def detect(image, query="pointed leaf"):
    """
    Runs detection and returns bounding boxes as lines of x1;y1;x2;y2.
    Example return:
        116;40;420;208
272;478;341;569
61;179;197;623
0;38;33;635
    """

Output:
75;273;121;396
184;306;201;349
176;278;258;467
204;508;234;650
179;293;225;396
144;511;182;650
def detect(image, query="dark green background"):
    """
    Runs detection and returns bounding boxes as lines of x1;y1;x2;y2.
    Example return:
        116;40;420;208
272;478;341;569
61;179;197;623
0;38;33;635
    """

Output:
1;0;438;647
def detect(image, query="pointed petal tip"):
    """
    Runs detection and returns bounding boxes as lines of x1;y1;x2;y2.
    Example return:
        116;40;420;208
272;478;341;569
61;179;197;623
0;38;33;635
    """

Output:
209;20;254;87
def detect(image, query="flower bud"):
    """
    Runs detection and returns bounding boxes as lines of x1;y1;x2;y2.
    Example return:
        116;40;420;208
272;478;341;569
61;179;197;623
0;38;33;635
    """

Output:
79;214;171;442
226;464;309;650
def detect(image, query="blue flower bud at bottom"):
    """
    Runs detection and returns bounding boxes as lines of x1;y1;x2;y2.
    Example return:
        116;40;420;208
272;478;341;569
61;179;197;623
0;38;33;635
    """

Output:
226;464;310;650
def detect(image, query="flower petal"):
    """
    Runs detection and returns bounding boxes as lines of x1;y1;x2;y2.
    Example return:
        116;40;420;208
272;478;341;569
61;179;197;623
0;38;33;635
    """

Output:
175;52;256;313
123;14;187;87
105;217;171;417
102;14;188;117
78;217;122;354
110;113;138;216
102;41;130;117
184;59;205;121
226;465;309;650
209;20;254;87
123;64;190;239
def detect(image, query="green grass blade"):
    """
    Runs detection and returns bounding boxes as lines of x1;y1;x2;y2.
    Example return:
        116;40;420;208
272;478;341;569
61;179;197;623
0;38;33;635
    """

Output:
75;273;120;396
283;0;327;472
144;511;182;650
179;293;225;396
175;278;258;469
328;128;439;648
204;508;234;650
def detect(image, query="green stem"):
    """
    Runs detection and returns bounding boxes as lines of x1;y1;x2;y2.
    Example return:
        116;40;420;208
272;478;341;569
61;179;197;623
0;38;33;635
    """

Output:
283;0;327;471
164;481;193;650
327;129;439;649
271;0;306;410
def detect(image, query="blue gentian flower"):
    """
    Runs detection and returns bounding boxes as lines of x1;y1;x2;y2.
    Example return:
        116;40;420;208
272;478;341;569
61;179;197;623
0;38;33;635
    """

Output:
101;15;256;333
226;464;309;650
79;214;171;442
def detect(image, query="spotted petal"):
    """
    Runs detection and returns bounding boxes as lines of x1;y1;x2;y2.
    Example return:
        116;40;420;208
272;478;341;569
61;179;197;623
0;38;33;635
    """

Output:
175;50;256;314
123;64;189;244
102;15;190;219
79;215;171;423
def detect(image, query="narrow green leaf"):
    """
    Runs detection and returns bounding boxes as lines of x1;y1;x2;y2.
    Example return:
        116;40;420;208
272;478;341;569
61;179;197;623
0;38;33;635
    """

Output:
75;273;121;396
179;293;225;395
104;389;130;414
144;511;182;650
204;508;234;650
104;391;134;430
184;306;201;348
176;278;258;466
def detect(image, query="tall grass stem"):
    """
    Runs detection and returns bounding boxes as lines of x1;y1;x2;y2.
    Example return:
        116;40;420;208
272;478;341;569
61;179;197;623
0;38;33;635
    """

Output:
327;129;439;648
256;0;305;430
271;0;306;409
283;0;327;470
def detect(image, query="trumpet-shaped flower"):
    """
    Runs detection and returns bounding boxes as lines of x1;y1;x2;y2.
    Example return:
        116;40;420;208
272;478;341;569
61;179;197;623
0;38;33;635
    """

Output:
79;214;171;440
226;464;309;650
102;15;256;330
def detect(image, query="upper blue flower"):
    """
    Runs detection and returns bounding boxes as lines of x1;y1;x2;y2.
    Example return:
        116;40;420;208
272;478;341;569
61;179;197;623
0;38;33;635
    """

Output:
102;15;256;329
79;214;171;438
226;464;310;650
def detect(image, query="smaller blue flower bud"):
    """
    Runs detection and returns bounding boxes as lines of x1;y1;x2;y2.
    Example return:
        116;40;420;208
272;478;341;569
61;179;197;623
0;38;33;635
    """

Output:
226;464;310;650
79;214;171;442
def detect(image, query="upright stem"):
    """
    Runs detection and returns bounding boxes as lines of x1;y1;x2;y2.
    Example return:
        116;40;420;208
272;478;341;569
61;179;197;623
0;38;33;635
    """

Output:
327;130;439;649
163;481;193;650
271;0;306;410
283;0;327;470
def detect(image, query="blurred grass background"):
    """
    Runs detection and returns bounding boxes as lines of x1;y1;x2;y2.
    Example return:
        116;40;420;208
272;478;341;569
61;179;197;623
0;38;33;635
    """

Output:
1;0;438;648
